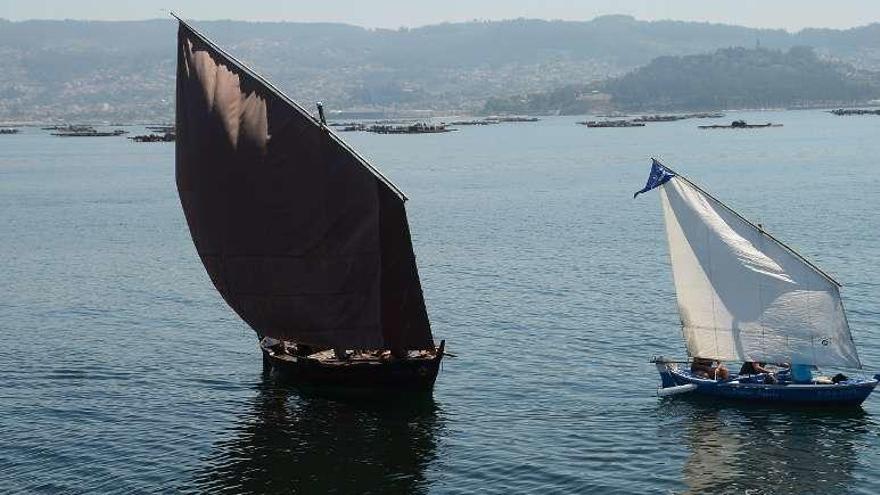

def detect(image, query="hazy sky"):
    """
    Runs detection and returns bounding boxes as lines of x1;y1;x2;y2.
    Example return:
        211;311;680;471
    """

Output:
1;0;878;31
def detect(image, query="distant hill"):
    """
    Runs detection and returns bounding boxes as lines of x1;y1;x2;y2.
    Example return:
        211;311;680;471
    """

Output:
2;16;880;122
609;46;878;110
483;47;880;114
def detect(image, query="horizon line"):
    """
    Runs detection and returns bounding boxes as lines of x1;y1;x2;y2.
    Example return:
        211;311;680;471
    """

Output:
1;14;877;34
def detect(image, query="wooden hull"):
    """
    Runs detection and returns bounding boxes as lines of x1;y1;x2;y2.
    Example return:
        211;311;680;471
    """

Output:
656;362;879;407
261;346;443;394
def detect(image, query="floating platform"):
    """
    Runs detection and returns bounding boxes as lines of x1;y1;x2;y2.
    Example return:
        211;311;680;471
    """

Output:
367;123;455;134
338;124;367;132
145;125;175;133
52;129;128;137
830;108;880;116
129;132;175;142
699;120;781;129
496;116;539;122
579;119;645;128
633;112;725;123
448;119;501;126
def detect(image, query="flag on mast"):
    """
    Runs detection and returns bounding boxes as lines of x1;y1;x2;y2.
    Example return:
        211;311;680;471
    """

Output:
633;158;676;198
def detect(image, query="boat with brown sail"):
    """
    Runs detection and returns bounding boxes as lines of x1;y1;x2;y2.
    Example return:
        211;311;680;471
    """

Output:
173;15;444;393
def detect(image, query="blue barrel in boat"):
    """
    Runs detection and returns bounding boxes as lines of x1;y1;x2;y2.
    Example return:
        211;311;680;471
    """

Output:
791;364;813;383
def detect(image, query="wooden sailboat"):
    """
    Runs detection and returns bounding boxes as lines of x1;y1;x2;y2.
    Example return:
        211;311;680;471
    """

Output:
636;159;879;406
173;16;444;392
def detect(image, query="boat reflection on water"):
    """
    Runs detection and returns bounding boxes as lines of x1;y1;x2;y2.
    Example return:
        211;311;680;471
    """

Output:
675;402;867;494
191;377;443;494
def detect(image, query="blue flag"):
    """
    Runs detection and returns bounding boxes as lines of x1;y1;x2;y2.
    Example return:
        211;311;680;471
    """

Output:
633;159;676;198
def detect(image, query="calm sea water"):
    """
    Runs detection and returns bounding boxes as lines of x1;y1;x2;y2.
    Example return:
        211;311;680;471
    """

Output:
2;111;880;494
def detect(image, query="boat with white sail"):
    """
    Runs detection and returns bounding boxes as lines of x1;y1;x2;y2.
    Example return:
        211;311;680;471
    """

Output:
636;159;879;406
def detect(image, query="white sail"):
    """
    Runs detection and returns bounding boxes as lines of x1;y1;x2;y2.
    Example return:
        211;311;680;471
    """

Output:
659;176;860;368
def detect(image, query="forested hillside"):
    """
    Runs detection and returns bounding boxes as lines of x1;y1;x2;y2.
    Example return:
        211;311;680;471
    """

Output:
483;47;880;114
1;16;879;121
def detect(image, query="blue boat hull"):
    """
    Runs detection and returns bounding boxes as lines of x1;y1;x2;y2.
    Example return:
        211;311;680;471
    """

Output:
656;363;880;407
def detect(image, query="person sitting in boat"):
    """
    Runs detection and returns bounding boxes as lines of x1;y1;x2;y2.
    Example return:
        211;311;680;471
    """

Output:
294;343;313;357
739;361;777;384
691;357;729;380
261;336;284;353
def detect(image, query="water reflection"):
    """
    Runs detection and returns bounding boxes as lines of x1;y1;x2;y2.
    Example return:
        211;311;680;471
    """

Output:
191;378;442;494
676;402;868;494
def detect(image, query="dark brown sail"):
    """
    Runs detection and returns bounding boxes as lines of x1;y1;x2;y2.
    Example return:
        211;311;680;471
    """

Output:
175;19;433;351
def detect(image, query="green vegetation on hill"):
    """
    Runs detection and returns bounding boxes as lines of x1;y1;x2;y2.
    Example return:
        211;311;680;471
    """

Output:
2;17;880;121
483;47;880;114
610;46;877;110
481;84;608;116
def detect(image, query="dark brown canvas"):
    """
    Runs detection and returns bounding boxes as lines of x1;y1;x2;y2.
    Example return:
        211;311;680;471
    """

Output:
175;20;433;350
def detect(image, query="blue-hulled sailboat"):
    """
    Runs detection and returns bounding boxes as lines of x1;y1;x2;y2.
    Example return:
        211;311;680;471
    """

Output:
636;159;879;406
